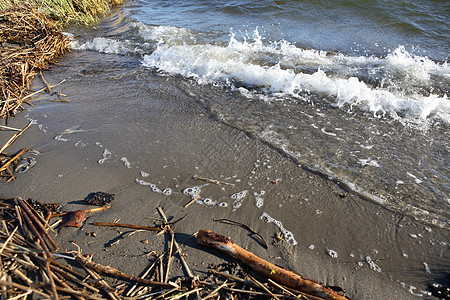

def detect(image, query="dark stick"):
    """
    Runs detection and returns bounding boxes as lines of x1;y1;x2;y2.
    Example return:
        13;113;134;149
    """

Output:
214;218;268;249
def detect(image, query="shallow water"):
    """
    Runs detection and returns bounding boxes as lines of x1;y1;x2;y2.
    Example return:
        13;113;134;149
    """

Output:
10;46;447;299
68;0;449;229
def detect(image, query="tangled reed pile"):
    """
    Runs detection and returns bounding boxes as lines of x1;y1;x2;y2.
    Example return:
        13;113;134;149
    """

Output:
0;1;70;121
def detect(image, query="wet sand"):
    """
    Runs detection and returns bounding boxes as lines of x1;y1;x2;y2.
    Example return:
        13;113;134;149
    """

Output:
2;50;448;299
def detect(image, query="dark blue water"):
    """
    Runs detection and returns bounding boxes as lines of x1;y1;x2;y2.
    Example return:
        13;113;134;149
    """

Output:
130;0;449;60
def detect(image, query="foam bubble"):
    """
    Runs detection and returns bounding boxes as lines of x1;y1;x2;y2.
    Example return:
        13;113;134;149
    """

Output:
71;37;141;55
162;188;172;196
98;149;112;164
260;212;297;245
231;190;248;200
255;197;264;208
327;249;338;258
202;198;216;205
140;171;150;177
135;179;151;186
365;256;382;272
183;186;201;198
120;157;131;168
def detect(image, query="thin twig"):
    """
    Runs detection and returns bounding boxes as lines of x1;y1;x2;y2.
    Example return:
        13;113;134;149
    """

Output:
183;195;200;209
214;218;268;249
249;275;279;300
193;175;235;187
91;222;163;232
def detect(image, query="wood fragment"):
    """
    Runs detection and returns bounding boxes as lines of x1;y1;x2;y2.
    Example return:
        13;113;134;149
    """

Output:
80;263;119;300
165;231;175;283
157;206;200;300
197;230;349;300
0;125;21;131
126;251;166;297
91;222;163;232
0;148;28;173
0;122;31;155
193;175;235;187
50;205;111;218
214;218;268;249
268;278;305;298
183;194;200;209
202;280;229;300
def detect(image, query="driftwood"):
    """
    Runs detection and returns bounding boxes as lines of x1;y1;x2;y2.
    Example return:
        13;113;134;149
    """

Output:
197;230;349;300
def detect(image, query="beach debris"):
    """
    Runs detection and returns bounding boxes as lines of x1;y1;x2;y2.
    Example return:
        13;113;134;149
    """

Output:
197;229;349;300
0;122;32;154
2;197;353;299
193;175;235;187
83;191;115;206
51;205;111;218
0;147;29;181
91;221;164;232
183;194;200;208
74;252;178;288
214;218;268;249
64;210;88;227
0;122;32;181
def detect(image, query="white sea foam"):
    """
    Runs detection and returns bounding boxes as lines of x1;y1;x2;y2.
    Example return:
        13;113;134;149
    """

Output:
260;212;297;245
98;149;112;164
142;28;450;124
71;37;139;55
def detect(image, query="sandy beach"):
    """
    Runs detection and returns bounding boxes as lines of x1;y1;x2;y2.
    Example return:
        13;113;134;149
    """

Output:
1;49;448;299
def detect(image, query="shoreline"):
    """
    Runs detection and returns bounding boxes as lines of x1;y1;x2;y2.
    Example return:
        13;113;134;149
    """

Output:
1;48;448;299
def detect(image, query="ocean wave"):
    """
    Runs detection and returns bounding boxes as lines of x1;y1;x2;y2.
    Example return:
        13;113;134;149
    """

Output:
142;27;449;124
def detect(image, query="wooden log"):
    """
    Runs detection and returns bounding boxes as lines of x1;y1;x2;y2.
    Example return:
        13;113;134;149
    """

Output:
197;230;349;300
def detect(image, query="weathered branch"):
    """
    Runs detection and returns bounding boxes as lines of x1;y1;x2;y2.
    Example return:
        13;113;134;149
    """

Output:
197;230;349;300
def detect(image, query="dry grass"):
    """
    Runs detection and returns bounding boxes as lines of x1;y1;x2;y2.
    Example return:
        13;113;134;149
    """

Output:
0;1;70;120
0;0;123;121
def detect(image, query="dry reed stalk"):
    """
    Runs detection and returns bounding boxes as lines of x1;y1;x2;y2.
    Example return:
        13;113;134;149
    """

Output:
17;198;58;251
0;121;31;154
75;252;179;289
0;2;70;120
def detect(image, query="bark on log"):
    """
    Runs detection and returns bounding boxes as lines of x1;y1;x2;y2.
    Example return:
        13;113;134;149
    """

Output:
197;230;349;300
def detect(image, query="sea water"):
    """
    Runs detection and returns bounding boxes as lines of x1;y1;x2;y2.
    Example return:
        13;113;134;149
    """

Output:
69;0;449;228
